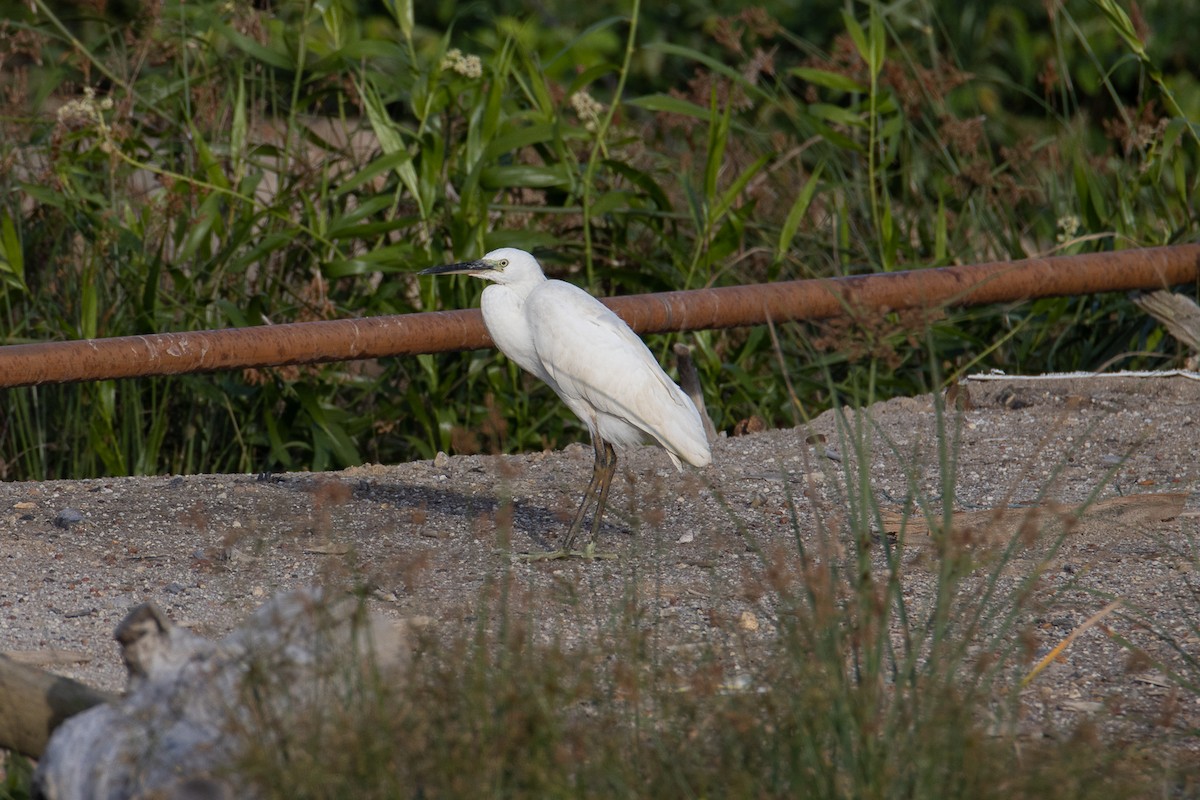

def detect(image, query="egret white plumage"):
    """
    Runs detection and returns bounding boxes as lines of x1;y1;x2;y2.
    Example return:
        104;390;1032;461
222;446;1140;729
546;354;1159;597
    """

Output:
419;248;711;554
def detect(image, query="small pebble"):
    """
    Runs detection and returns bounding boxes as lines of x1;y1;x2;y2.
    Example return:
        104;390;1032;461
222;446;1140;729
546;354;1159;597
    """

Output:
54;508;85;529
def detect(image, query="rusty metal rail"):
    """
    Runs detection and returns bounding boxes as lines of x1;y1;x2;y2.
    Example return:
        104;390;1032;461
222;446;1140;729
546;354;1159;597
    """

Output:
0;245;1196;388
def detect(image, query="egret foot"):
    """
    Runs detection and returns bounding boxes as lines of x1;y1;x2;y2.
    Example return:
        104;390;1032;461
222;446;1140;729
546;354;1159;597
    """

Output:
513;545;618;562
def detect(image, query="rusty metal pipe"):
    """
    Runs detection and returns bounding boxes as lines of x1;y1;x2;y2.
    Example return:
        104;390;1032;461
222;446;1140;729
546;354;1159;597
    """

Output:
0;245;1196;389
613;244;1200;334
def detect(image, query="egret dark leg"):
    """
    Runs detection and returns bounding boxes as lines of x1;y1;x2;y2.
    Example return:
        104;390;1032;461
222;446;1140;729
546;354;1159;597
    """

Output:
588;441;617;543
560;437;616;553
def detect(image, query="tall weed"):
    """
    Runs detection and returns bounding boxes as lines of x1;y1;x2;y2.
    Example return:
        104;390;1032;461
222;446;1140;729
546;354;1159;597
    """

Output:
219;379;1175;798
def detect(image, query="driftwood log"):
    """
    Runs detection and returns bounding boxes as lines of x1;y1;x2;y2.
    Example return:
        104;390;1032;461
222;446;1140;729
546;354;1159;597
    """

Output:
31;587;426;800
0;655;116;759
1132;289;1200;353
1132;289;1200;367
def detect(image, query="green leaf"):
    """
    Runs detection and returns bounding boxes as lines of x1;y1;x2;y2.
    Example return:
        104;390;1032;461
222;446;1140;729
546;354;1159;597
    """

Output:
387;0;413;42
177;194;223;262
627;94;709;120
17;183;68;209
590;190;639;217
809;103;867;128
297;386;360;468
485;230;561;252
544;15;625;74
484;122;567;160
357;77;426;219
333;151;414;197
358;78;406;156
704;91;730;205
326;195;396;232
325;245;420;277
1090;0;1146;59
880;201;896;269
327;218;419;241
0;209;27;293
843;13;870;69
565;63;619;98
777;162;824;262
189;124;231;191
210;20;294;69
842;10;885;80
214;299;250;328
712;154;770;223
935;194;948;263
867;8;886;77
480;164;572;189
789;67;866;93
80;269;98;339
230;73;247;181
604;159;672;211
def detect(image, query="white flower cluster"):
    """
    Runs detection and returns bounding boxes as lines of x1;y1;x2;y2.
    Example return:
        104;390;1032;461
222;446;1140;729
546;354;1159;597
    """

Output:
1055;214;1080;244
56;86;113;131
440;48;482;79
569;90;605;132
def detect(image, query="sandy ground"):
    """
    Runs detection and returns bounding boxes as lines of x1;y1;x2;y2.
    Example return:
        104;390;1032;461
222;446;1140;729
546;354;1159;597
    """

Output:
2;373;1198;747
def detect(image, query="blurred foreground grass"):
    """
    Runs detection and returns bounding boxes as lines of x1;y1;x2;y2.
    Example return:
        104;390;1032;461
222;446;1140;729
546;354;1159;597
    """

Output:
6;378;1197;798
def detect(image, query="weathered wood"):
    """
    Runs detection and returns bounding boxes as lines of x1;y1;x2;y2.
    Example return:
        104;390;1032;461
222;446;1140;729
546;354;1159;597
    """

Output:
1133;290;1200;353
0;654;116;758
33;587;427;800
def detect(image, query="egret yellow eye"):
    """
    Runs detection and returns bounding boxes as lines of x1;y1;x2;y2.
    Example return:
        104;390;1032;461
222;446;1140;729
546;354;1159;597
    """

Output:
498;259;509;268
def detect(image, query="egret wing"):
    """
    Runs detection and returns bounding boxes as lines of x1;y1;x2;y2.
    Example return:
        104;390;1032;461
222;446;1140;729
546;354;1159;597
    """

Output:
526;281;710;467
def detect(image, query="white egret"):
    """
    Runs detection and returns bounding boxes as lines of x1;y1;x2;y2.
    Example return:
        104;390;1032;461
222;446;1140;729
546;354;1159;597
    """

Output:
420;248;711;554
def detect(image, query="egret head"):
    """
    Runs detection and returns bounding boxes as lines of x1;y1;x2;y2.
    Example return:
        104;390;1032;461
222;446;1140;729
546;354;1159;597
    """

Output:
419;247;545;286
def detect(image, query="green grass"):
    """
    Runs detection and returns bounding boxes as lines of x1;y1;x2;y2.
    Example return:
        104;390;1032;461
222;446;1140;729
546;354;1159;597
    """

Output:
0;751;33;800
0;0;1196;480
